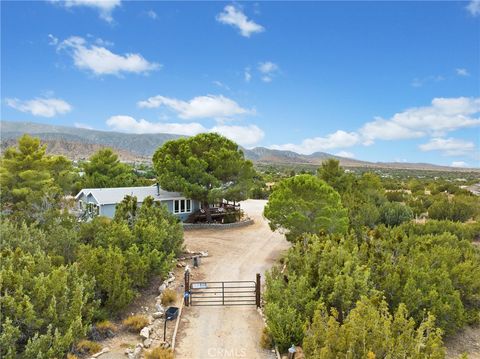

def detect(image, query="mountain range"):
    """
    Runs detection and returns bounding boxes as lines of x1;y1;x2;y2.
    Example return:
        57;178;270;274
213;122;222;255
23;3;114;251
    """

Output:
1;120;476;171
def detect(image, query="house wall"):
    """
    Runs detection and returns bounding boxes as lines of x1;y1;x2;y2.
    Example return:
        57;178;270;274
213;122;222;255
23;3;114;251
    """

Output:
77;195;200;222
161;199;201;221
99;204;116;218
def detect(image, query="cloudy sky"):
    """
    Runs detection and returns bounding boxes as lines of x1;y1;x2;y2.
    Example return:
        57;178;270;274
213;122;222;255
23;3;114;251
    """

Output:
2;1;479;167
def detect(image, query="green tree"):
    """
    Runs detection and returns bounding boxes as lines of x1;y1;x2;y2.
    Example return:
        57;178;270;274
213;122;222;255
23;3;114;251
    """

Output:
303;297;445;359
49;155;79;195
379;202;414;227
83;148;136;188
114;195;139;228
153;133;254;222
264;174;348;242
0;135;54;217
317;159;352;194
429;196;476;222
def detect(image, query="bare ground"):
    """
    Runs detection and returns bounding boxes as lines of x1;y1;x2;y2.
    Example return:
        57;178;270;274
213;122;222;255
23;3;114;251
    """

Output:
174;200;290;359
445;325;480;359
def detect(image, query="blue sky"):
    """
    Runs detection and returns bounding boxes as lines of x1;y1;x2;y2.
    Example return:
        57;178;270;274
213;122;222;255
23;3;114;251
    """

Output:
1;1;479;167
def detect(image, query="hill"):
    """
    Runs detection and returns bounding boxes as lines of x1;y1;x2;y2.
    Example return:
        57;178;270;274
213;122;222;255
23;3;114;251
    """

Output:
1;120;477;171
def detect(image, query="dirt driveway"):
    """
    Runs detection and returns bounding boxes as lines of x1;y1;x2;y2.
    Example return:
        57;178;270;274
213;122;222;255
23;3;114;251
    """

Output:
174;200;290;359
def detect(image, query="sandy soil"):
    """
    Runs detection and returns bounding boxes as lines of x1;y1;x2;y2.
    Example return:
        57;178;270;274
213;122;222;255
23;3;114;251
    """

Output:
174;200;290;359
445;325;480;359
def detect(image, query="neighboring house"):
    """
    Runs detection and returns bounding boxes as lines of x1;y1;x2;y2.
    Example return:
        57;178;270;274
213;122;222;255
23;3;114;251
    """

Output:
74;185;200;221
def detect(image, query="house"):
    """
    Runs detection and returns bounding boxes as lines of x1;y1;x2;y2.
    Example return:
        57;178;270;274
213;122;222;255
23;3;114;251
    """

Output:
74;185;200;221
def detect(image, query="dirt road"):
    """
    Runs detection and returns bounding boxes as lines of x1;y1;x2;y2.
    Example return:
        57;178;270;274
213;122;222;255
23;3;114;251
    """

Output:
174;200;290;359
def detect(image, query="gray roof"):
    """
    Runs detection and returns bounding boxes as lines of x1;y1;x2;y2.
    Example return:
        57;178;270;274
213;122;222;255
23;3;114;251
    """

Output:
75;185;185;205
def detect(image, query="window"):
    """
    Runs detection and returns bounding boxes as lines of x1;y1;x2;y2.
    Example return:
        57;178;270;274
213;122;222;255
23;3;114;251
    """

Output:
173;199;192;214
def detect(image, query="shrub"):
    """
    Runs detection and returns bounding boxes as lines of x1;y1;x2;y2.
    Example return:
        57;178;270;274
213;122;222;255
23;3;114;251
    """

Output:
75;340;102;355
260;327;273;349
122;315;149;332
161;289;177;305
90;320;117;340
379;202;413;227
98;319;116;330
145;346;174;359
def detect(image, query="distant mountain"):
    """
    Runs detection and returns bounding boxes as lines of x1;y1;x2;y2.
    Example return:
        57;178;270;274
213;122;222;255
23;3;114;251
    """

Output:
0;121;182;159
1;120;477;171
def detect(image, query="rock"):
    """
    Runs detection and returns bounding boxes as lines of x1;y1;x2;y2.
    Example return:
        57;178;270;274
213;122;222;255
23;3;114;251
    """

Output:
152;311;164;319
155;302;164;312
140;326;150;340
200;251;209;257
158;283;167;293
128;345;142;359
143;338;152;348
91;347;110;358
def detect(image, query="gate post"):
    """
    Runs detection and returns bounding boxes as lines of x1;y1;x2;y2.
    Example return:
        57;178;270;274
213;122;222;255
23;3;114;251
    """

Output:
222;282;225;306
184;268;190;306
256;273;261;308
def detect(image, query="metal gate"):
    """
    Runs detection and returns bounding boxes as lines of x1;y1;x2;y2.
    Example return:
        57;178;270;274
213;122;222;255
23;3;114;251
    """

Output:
184;272;261;307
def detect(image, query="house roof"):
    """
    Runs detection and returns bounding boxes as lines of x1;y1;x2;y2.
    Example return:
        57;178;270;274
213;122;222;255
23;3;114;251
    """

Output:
75;185;185;205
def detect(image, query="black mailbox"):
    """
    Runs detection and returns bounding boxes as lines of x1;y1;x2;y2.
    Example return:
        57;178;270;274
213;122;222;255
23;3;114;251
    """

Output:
165;306;179;320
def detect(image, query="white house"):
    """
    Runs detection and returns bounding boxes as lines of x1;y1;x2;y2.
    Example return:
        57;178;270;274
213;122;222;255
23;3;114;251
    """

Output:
75;185;200;221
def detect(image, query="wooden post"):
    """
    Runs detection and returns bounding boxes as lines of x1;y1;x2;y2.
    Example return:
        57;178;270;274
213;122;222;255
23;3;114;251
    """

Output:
256;273;261;308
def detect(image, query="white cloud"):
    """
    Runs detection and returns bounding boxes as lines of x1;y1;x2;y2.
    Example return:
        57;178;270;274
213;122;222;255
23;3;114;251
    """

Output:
456;68;470;77
137;94;252;120
49;0;121;22
107;115;206;136
258;61;279;82
360;97;480;143
94;37;114;47
213;81;230;91
335;151;355;159
106;115;264;147
466;0;480;16
270;97;480;155
147;10;158;19
419;137;476;156
451;161;469;168
74;122;93;129
57;36;160;76
411;75;444;88
360;117;424;144
5;97;72;117
216;5;264;37
244;67;252;82
270;130;359;154
258;61;278;74
48;34;59;45
210;125;264;147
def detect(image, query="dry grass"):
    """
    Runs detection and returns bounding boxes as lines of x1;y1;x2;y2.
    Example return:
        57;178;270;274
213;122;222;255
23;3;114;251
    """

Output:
122;314;150;332
161;289;177;305
95;320;117;336
259;327;273;349
75;339;102;355
67;354;79;359
145;347;174;359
